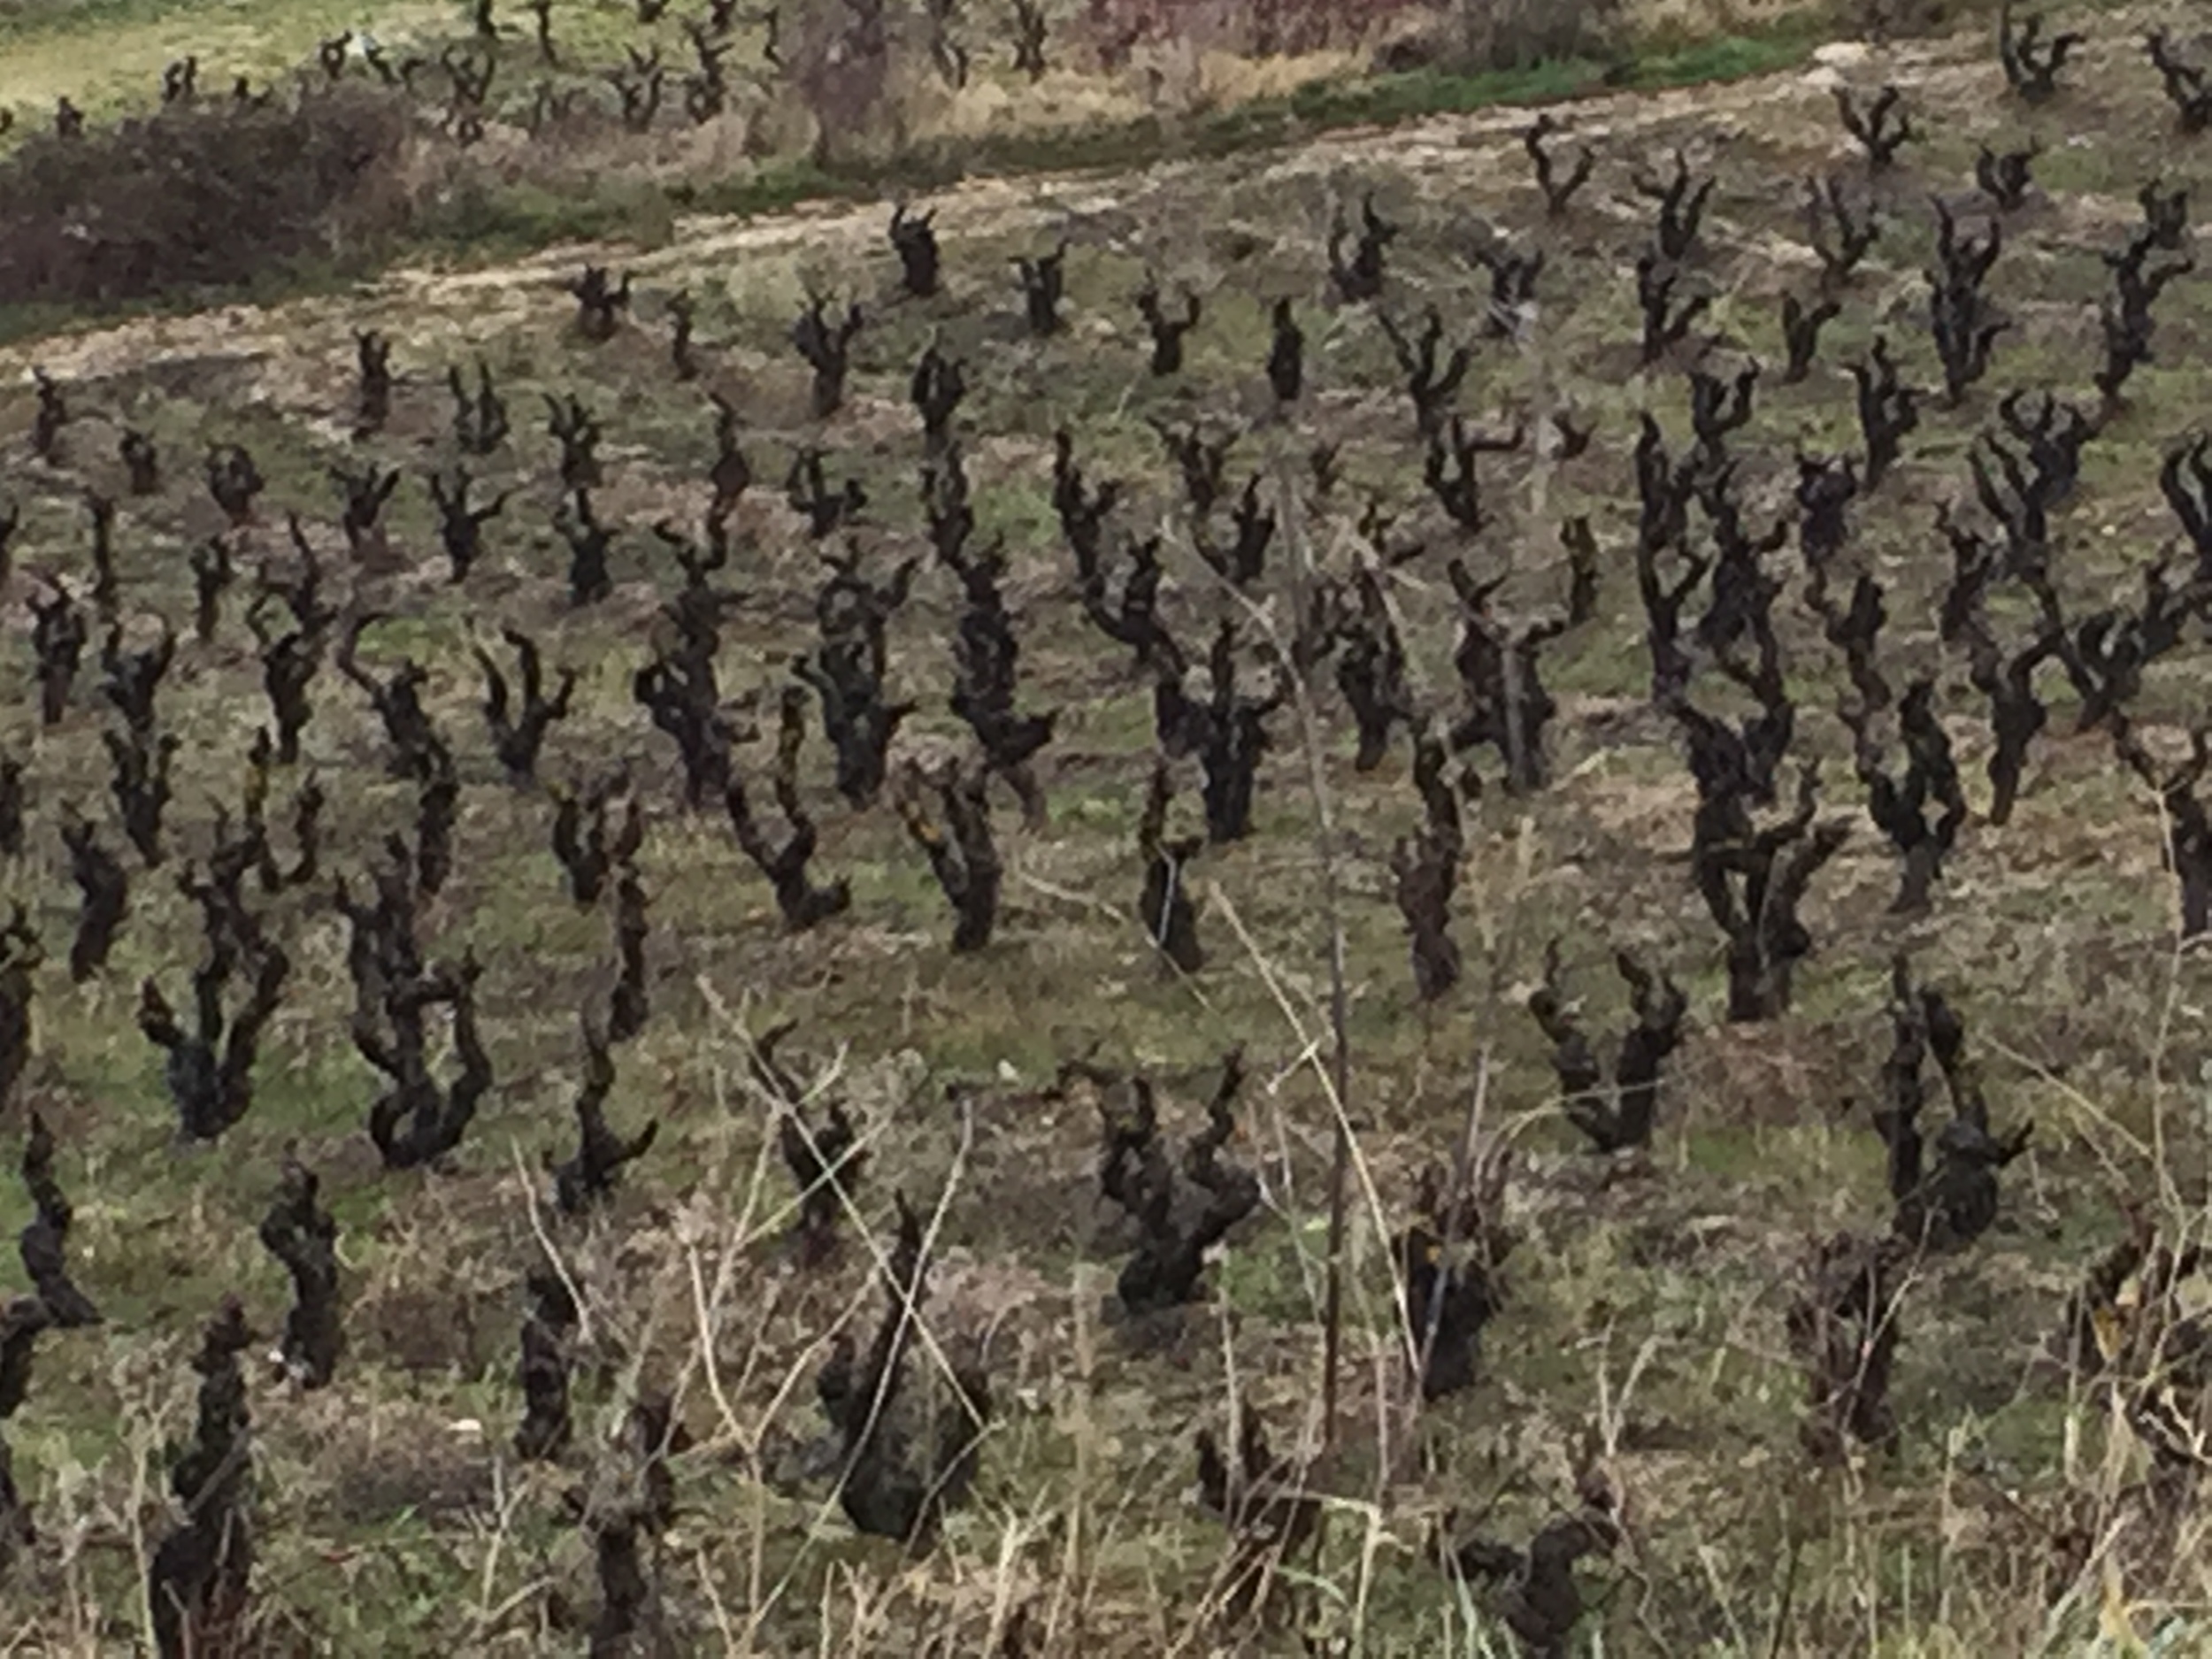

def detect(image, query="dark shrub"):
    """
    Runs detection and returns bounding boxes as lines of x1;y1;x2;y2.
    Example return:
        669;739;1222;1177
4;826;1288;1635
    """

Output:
0;86;411;306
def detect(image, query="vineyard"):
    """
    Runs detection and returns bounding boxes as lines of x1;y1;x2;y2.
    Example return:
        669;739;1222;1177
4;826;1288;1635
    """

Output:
1;2;2211;1655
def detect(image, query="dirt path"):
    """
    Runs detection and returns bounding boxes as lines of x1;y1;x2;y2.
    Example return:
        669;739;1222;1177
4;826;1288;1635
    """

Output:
0;27;1995;393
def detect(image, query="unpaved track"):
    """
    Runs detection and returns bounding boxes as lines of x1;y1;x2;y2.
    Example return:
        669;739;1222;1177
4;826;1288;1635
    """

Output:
0;27;1989;391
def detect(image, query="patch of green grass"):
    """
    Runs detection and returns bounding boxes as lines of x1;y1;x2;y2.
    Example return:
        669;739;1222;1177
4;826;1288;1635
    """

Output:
0;0;219;43
1285;55;1600;127
1620;26;1821;88
1278;18;1825;128
408;175;681;264
1214;1214;1326;1323
0;0;453;118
